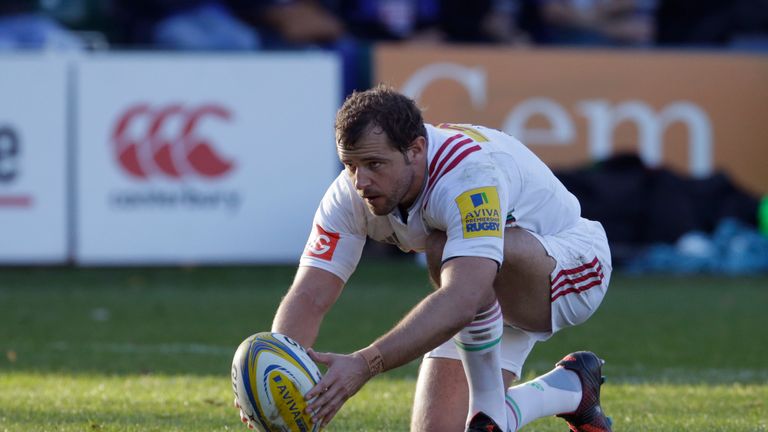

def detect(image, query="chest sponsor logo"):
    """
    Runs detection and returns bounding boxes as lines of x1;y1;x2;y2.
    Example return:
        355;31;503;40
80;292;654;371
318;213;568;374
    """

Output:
304;224;340;261
455;187;502;238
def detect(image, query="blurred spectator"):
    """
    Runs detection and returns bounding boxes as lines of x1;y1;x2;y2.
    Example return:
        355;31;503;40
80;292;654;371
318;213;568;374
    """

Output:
112;0;345;50
332;0;441;42
38;0;111;50
113;0;258;49
535;0;656;46
441;0;530;45
0;0;84;50
231;0;358;92
656;0;768;49
228;0;344;48
331;0;529;45
112;0;363;92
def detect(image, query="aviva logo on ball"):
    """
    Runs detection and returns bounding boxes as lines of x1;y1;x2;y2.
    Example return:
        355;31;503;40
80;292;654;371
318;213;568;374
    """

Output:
455;186;502;238
268;370;313;431
232;332;322;432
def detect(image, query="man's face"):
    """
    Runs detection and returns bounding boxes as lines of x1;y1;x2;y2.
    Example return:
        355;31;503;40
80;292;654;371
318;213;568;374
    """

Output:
337;127;422;216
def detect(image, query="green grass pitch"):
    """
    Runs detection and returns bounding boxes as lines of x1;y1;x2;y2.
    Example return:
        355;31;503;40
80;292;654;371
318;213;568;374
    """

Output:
1;263;766;431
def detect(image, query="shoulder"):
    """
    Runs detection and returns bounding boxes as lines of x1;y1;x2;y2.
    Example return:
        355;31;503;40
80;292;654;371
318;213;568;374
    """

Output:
322;171;357;203
424;124;502;208
317;171;366;218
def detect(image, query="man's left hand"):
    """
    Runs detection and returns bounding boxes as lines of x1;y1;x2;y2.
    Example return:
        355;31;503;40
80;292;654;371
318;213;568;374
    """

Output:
305;349;371;427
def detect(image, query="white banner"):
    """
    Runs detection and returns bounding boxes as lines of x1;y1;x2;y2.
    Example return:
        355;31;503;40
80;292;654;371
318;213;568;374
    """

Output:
76;53;340;264
0;55;68;263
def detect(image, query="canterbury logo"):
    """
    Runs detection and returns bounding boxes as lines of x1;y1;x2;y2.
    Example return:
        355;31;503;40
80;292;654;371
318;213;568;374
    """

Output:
112;104;235;179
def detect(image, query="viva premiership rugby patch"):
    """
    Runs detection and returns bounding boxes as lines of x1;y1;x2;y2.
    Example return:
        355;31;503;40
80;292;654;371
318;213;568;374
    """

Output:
455;187;502;238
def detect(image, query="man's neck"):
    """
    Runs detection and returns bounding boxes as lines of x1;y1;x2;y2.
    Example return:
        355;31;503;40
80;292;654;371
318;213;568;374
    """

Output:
398;158;428;217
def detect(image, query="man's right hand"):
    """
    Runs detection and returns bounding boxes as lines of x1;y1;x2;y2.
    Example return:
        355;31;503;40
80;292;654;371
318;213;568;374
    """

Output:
234;396;255;429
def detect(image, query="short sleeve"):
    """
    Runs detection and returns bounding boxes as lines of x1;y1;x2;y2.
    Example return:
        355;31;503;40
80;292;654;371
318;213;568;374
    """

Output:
427;160;509;265
299;173;366;282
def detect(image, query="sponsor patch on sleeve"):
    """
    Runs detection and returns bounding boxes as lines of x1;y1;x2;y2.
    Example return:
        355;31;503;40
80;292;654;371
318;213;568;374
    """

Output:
304;224;340;261
455;187;502;238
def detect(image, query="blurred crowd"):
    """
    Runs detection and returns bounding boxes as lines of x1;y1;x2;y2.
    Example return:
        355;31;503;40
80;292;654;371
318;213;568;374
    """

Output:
1;0;767;91
3;0;768;50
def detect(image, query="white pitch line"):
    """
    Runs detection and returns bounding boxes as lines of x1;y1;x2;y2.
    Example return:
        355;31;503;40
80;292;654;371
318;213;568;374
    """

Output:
49;341;233;356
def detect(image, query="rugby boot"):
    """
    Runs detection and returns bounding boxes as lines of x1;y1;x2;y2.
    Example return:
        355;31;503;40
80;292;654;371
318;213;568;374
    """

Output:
466;412;503;432
555;351;613;432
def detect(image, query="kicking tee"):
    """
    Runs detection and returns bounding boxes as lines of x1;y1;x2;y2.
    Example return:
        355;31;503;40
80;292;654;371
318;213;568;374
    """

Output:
300;123;581;282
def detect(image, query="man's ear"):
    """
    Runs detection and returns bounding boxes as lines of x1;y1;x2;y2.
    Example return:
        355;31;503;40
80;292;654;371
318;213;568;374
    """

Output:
408;136;427;160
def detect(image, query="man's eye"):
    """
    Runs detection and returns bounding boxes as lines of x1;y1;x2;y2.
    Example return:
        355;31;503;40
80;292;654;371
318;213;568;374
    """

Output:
369;161;382;169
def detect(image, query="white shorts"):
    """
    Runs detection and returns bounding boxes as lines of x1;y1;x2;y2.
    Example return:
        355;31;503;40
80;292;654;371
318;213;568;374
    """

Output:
425;218;612;378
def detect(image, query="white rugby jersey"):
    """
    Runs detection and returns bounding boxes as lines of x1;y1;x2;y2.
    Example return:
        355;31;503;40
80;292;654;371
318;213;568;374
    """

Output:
300;123;581;282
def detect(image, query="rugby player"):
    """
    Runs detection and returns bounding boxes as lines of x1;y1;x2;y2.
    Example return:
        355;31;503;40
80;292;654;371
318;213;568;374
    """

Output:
240;85;613;432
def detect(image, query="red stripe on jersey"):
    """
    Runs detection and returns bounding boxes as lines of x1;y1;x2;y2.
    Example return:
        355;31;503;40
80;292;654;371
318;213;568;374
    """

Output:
428;134;463;176
551;257;600;287
423;144;482;208
437;144;481;183
426;137;474;191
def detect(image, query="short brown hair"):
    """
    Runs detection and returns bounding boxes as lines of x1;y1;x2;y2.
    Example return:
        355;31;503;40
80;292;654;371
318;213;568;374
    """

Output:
335;84;426;153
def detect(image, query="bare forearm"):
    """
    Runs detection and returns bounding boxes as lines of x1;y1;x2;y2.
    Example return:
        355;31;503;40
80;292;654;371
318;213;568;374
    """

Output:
361;256;498;374
272;289;325;348
271;267;345;348
371;287;476;371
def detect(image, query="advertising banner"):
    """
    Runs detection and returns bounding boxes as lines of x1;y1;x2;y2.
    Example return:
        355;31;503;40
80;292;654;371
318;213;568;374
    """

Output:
0;56;68;263
375;46;768;195
76;53;340;264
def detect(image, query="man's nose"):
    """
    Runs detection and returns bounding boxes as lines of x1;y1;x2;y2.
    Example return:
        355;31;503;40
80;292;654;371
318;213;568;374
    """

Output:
354;168;371;190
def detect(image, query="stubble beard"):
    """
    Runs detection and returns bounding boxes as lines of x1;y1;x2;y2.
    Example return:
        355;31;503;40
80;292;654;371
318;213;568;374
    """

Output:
367;174;412;216
366;153;415;216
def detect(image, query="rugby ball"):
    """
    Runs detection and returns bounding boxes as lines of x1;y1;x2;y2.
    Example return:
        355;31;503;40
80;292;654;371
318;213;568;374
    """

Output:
231;332;322;432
